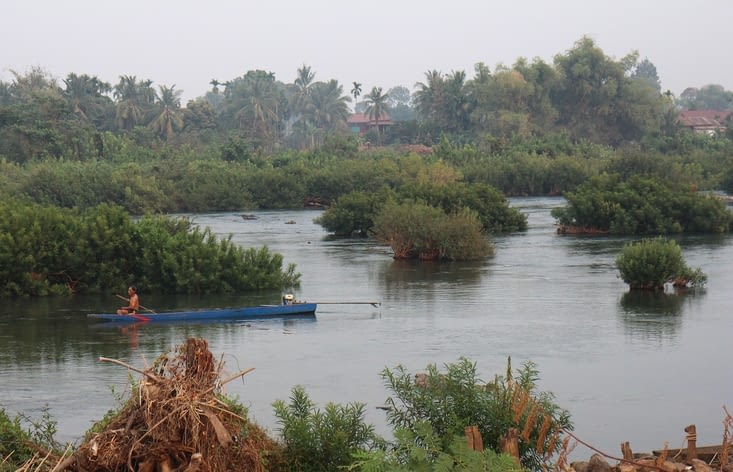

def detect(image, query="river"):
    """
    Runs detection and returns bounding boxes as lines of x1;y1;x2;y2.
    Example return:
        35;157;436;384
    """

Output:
1;197;731;460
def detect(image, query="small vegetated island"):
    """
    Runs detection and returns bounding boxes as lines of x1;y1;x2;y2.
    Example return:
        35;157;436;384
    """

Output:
314;181;528;261
0;199;300;297
551;173;732;290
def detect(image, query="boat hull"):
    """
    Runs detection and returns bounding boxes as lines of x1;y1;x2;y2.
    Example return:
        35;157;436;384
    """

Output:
88;303;317;323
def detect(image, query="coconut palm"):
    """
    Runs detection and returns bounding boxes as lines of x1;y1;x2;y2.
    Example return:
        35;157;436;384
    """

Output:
114;75;155;131
414;70;445;126
291;64;316;113
149;85;184;140
303;79;351;146
229;70;286;150
288;65;317;147
62;73;112;126
363;86;390;143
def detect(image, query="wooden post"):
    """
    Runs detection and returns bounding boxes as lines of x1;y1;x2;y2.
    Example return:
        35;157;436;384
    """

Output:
684;424;697;460
465;425;484;452
621;441;633;461
501;428;521;464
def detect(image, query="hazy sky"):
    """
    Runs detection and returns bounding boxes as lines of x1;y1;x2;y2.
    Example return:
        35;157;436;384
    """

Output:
3;0;732;102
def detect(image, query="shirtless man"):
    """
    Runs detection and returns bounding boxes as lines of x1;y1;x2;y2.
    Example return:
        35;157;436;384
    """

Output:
117;286;140;315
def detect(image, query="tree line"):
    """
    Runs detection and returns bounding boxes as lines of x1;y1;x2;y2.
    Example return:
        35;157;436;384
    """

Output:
2;35;733;287
2;36;733;164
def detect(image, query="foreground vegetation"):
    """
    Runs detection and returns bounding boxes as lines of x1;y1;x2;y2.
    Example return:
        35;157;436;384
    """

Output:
1;347;569;472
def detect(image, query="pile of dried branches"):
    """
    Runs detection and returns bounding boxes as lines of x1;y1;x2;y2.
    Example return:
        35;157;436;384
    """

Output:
50;338;282;472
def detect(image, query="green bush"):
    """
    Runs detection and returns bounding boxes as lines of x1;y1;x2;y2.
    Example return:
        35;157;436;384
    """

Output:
350;422;523;471
272;386;381;472
313;190;387;237
615;237;707;289
0;200;300;297
379;358;572;471
0;407;61;471
401;182;528;233
371;201;493;261
552;174;733;234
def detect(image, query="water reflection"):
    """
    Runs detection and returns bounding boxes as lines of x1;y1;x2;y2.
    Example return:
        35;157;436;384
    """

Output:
378;259;487;293
620;290;686;316
617;290;699;340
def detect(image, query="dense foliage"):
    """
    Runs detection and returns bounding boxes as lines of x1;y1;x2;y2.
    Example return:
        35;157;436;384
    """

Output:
4;357;551;472
2;38;733;214
0;200;300;297
313;190;390;237
0;407;60;471
371;201;494;261
615;237;707;290
272;386;381;472
551;174;733;234
350;425;523;471
314;181;527;241
378;358;572;471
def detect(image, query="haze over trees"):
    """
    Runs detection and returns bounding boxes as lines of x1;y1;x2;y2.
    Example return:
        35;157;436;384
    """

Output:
1;36;732;274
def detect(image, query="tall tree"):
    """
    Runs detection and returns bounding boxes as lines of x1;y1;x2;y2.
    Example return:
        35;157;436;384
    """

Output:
414;70;445;127
363;86;390;143
291;64;316;114
305;79;351;140
677;84;733;110
222;70;287;151
114;75;156;131
387;85;415;121
631;58;662;93
62;73;112;127
351;81;362;111
149;85;184;140
553;37;664;145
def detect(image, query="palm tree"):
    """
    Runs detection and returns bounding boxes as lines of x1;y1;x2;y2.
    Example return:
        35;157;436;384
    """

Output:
363;86;390;143
232;70;285;150
293;64;315;107
304;79;351;146
350;81;362;111
62;73;112;126
288;65;317;147
414;70;445;126
113;75;151;131
149;85;184;140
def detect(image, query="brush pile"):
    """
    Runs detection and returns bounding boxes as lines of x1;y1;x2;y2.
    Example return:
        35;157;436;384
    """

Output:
52;338;283;472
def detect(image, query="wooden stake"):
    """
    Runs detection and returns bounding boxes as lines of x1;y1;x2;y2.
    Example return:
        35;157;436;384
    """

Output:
465;425;484;452
685;424;697;460
501;428;521;464
621;441;633;461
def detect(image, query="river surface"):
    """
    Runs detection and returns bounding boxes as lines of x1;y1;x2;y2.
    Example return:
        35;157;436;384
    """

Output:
1;197;732;460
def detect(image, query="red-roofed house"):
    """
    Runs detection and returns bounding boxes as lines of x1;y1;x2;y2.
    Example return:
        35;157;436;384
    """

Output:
678;110;731;135
347;113;394;135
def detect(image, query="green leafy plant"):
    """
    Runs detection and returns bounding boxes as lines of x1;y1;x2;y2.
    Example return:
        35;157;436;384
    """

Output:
552;174;733;234
371;200;493;261
272;385;382;472
0;199;300;297
349;421;523;471
0;406;62;471
379;358;572;471
616;237;707;289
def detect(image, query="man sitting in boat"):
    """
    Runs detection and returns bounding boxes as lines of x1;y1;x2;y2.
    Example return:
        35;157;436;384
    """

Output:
282;294;295;305
118;286;140;314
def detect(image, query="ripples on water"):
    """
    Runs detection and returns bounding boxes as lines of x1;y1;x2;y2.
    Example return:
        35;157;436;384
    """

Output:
1;197;732;460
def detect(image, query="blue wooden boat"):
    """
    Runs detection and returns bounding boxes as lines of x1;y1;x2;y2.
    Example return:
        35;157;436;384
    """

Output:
87;302;317;323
